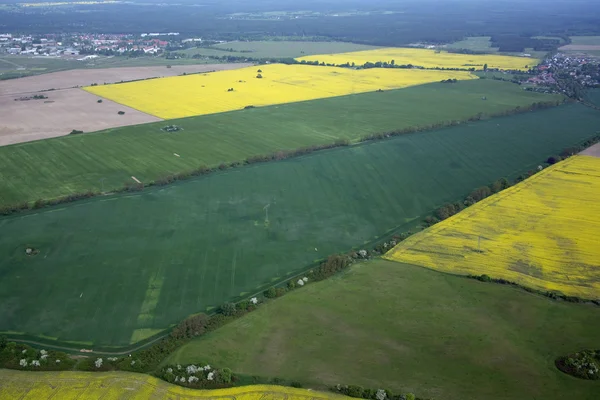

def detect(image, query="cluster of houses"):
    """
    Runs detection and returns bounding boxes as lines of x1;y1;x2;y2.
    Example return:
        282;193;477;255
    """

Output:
528;53;600;88
0;32;186;58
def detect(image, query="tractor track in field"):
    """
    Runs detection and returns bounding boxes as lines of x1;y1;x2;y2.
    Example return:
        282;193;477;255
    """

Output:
7;334;169;356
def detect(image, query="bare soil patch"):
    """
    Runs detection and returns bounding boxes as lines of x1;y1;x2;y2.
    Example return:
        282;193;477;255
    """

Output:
580;142;600;157
559;45;600;51
0;88;161;146
0;63;251;96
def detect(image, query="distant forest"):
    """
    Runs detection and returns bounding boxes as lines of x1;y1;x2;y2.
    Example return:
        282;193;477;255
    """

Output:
0;0;599;47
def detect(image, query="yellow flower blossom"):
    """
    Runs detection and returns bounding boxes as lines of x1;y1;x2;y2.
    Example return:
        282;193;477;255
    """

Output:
385;155;600;299
84;64;476;119
0;369;348;400
296;47;537;71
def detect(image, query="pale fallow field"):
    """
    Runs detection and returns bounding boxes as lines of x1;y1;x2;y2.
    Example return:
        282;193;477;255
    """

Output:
0;63;251;145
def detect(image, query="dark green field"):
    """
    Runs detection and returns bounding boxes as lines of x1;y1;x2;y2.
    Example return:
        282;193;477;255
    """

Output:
1;103;599;347
0;55;220;79
0;79;562;206
166;259;600;400
585;88;600;107
181;41;379;59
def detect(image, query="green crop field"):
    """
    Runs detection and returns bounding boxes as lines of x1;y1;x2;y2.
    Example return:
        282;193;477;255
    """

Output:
181;41;380;59
165;259;600;400
569;36;600;46
1;103;599;347
586;88;600;107
446;36;498;52
0;79;563;207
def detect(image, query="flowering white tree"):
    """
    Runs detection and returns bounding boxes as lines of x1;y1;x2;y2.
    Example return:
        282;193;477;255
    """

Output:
250;297;258;305
207;371;215;380
107;357;118;362
31;360;41;367
40;350;47;356
40;354;48;360
55;359;61;363
376;389;387;400
203;364;211;371
188;376;199;383
302;277;308;282
297;279;304;286
186;365;199;374
166;368;173;373
95;358;103;368
19;359;27;367
131;360;136;366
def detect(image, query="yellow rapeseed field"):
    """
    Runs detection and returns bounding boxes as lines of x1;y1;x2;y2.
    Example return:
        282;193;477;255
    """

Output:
0;369;348;400
84;64;476;119
296;47;537;71
384;155;600;299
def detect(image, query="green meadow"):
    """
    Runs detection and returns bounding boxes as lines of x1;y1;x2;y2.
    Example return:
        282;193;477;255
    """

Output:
166;259;600;400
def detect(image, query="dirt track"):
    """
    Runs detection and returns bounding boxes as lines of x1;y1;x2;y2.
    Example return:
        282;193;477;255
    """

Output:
580;142;600;157
0;88;161;146
0;63;252;95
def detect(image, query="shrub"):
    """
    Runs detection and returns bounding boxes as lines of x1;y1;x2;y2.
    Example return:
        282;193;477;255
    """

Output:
556;350;600;380
406;394;416;400
469;186;492;202
171;313;208;339
205;314;229;331
117;111;125;115
256;73;263;79
219;302;236;316
97;99;103;103
69;129;84;135
123;181;144;192
32;199;46;209
547;156;562;165
490;177;511;193
237;301;249;311
264;287;277;298
347;385;365;398
309;255;353;281
219;367;233;383
424;215;438;226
